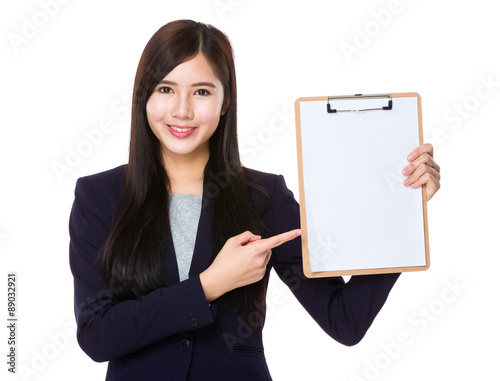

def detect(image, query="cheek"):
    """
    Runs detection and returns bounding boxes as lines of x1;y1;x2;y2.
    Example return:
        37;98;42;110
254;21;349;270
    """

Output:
146;97;165;122
198;102;223;125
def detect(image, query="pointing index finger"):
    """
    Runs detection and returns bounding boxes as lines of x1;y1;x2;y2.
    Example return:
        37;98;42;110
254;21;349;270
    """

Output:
253;229;302;251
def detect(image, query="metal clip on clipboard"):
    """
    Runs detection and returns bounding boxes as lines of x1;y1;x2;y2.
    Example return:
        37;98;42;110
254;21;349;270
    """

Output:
326;93;393;113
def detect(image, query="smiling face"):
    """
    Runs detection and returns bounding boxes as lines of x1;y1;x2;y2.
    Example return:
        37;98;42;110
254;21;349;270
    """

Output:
146;53;227;165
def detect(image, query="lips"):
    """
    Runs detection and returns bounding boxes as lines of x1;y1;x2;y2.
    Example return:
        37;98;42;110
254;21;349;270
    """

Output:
169;125;195;132
166;124;196;138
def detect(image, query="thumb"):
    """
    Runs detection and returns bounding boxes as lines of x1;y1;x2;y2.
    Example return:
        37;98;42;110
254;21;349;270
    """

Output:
233;230;261;246
247;234;262;244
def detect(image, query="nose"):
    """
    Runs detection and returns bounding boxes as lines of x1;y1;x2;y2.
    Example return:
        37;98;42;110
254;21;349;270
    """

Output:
171;93;193;120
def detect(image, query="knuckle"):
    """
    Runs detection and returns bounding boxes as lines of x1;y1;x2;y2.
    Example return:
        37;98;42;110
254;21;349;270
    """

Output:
258;254;270;268
249;247;260;256
257;267;266;279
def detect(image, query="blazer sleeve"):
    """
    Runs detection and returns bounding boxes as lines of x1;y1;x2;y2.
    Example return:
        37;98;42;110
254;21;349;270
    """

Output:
69;176;216;362
270;174;400;346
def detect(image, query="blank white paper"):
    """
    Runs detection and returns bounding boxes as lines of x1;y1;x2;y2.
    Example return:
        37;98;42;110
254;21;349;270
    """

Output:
299;96;426;272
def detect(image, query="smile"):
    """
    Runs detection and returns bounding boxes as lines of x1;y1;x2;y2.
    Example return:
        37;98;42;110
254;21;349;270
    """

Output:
167;124;197;138
168;125;196;132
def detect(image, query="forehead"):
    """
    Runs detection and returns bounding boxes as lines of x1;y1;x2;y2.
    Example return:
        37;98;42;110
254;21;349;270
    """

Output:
162;54;220;83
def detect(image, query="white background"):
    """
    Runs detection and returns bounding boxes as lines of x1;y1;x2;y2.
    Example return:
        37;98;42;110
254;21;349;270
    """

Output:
1;0;498;380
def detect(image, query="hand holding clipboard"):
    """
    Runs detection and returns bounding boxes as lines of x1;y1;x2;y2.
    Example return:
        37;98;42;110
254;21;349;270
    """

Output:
403;143;440;200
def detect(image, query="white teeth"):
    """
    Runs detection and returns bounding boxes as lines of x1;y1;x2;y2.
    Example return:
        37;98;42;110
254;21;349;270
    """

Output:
170;125;194;132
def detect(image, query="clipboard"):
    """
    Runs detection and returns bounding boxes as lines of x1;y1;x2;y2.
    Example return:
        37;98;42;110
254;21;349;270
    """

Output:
295;93;429;278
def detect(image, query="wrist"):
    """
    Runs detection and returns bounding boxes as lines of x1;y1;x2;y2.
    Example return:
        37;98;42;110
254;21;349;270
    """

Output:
199;268;226;303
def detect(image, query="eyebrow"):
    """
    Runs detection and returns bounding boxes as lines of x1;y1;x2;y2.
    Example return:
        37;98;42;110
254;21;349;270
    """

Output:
157;80;217;88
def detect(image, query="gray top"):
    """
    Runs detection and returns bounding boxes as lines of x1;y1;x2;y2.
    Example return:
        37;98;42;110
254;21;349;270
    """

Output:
168;193;202;282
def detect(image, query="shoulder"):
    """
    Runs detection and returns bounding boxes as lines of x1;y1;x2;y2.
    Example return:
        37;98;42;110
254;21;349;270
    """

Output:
77;165;126;194
243;166;296;211
244;167;299;236
244;166;281;191
73;165;127;216
78;164;126;190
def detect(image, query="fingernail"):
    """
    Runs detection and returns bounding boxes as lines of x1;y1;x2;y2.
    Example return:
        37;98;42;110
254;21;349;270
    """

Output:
402;167;410;175
410;182;419;188
403;178;411;186
296;229;302;236
408;154;415;161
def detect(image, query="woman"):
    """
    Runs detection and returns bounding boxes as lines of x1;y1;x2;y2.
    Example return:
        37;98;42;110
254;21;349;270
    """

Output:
69;19;441;380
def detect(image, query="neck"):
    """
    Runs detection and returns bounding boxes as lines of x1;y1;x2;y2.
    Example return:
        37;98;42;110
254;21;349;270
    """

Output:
163;149;209;194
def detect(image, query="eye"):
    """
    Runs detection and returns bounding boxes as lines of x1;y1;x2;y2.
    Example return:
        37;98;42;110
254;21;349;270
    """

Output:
195;89;210;96
158;86;172;94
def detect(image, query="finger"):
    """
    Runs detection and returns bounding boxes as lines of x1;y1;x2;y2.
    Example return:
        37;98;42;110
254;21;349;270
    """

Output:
234;231;262;246
403;163;441;186
267;229;302;249
407;143;434;162
402;152;440;176
409;172;440;195
424;173;441;200
247;234;262;243
250;229;302;251
410;172;440;201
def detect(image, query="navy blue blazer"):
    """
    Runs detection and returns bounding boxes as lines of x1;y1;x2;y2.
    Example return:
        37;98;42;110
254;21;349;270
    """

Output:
69;165;400;380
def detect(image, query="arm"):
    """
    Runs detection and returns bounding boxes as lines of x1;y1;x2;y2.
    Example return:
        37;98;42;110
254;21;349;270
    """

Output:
272;142;441;345
69;177;216;362
271;174;400;346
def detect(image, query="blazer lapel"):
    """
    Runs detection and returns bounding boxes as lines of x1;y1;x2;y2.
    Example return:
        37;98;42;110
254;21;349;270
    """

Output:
189;167;215;277
164;230;180;285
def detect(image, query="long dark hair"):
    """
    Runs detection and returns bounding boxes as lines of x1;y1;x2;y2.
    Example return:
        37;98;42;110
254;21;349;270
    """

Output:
100;20;271;316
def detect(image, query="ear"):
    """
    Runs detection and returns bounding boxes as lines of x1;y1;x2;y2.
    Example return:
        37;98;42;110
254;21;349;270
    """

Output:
221;98;230;115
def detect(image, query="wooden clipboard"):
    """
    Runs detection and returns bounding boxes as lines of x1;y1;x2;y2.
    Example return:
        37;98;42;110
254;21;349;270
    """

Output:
295;92;429;278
